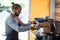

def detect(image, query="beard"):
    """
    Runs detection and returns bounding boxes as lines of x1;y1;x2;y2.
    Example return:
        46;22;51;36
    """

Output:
14;13;19;16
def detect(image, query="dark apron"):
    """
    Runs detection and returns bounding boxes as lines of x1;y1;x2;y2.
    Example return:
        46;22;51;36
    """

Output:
6;30;18;40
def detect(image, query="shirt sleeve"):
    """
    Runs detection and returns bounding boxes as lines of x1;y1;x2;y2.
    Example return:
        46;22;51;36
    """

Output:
6;18;30;32
21;21;31;26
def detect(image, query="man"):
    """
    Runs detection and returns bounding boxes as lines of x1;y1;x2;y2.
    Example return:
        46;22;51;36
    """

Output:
5;3;30;40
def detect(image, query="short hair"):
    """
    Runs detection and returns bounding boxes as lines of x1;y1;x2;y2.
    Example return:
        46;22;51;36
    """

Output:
12;2;21;10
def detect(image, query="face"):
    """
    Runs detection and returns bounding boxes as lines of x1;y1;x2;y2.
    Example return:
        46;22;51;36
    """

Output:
13;7;22;16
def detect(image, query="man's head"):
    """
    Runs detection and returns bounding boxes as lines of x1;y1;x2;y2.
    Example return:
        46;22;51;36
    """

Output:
12;2;22;16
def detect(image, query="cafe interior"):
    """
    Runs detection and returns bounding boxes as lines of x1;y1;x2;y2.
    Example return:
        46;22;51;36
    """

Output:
0;0;60;40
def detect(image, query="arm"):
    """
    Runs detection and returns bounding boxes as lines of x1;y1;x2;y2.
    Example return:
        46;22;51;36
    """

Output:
15;17;31;26
6;18;30;32
21;21;31;26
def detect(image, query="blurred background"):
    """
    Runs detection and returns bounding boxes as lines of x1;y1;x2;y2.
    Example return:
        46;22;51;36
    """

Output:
0;0;60;40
